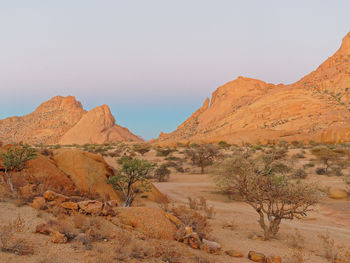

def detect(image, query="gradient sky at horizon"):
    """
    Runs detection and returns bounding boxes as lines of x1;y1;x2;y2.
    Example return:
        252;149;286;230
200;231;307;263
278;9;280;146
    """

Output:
1;1;350;140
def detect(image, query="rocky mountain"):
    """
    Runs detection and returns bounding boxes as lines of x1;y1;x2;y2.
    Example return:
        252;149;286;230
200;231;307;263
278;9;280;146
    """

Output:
0;96;142;145
157;31;350;145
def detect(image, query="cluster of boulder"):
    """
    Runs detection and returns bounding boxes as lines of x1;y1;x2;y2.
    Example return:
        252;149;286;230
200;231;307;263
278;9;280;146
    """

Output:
31;190;118;216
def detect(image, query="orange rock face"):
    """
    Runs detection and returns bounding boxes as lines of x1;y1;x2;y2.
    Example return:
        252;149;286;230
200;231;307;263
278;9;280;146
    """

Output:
0;96;142;145
158;32;350;145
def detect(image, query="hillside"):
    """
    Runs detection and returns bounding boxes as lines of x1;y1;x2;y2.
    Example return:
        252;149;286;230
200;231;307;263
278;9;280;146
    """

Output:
157;32;350;145
0;96;142;145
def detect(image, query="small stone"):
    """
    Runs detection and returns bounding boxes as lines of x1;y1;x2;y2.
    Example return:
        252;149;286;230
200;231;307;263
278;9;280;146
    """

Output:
248;251;266;262
50;231;67;244
202;239;221;254
266;255;282;263
225;249;244;257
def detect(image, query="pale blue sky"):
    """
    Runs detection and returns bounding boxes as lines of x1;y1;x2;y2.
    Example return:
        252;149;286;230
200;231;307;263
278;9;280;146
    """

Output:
0;1;349;140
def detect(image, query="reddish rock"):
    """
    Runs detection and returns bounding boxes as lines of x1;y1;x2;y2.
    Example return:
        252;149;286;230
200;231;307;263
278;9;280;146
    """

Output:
50;231;67;244
183;232;201;249
0;96;142;145
43;190;70;202
78;200;103;214
101;202;116;216
61;201;78;211
248;251;266;262
52;149;120;201
156;32;350;145
266;256;282;263
30;197;46;210
225;250;244;258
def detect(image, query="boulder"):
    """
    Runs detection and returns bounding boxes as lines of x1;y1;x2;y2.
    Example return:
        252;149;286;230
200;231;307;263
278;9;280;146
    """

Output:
78;200;103;214
26;155;76;195
115;207;177;240
329;187;348;199
52;149;120;201
266;256;282;263
248;251;266;262
202;239;221;254
61;201;79;211
43;190;70;202
225;250;244;258
50;231;67;244
30;197;46;210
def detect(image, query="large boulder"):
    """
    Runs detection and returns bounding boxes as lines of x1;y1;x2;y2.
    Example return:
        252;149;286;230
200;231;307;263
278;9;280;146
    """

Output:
115;207;177;240
52;149;120;201
26;155;76;195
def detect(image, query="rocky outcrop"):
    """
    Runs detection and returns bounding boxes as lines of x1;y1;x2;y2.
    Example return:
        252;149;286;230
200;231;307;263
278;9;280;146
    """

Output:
157;32;350;145
0;96;142;145
52;148;120;201
59;104;141;145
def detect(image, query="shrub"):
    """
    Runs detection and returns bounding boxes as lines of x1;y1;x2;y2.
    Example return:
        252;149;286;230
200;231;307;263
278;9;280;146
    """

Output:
172;205;211;240
211;155;319;240
293;168;307;179
155;147;175;157
154;164;171;182
106;157;155;207
218;141;230;148
0;216;33;255
311;147;343;174
0;143;37;193
133;144;151;156
184;144;221;173
316;167;327;175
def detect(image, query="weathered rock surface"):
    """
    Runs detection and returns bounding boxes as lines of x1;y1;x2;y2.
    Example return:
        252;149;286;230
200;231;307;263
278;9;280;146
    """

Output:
157;32;350;145
248;251;266;262
78;200;103;214
329;187;348;199
0;96;142;145
266;256;282;263
115;207;177;240
52;149;121;201
225;249;244;257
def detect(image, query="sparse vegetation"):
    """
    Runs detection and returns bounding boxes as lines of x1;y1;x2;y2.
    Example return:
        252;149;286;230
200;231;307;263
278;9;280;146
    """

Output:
0;144;37;193
212;154;319;239
154;163;171;182
106;156;155;206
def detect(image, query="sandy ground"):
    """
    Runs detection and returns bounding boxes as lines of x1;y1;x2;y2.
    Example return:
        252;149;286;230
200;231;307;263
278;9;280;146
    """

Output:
1;146;350;262
153;171;350;262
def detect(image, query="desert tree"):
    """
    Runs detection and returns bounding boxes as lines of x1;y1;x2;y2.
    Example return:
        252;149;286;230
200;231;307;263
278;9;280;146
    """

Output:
185;144;221;173
0;144;37;193
132;143;151;156
106;156;155;207
311;146;343;174
211;153;319;240
154;163;171;182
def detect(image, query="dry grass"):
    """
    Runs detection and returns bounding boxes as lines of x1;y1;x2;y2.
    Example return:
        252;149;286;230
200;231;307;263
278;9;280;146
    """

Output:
0;216;33;255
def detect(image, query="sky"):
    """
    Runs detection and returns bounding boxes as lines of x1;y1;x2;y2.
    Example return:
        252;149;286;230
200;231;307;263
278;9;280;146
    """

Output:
0;1;350;140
